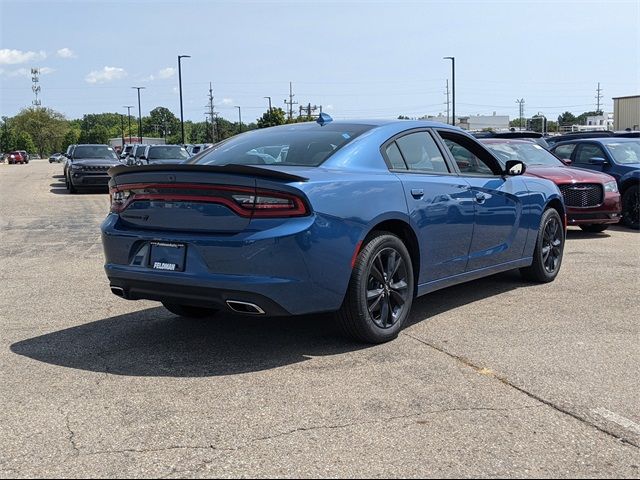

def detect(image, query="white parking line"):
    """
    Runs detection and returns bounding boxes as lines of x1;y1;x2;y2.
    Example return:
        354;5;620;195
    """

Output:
593;407;640;436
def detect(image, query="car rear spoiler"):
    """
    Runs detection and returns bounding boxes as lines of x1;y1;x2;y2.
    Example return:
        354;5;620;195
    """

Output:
108;163;309;183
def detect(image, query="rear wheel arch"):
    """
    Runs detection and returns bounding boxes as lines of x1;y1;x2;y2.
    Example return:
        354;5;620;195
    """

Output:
362;219;420;296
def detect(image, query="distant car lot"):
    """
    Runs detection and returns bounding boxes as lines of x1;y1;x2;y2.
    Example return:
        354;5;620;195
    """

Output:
0;161;638;477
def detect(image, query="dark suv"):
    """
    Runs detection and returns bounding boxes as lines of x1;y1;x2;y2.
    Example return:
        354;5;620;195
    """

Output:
65;144;122;193
550;138;640;229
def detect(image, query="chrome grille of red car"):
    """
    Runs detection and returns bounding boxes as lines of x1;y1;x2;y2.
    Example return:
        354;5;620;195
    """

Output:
559;183;603;208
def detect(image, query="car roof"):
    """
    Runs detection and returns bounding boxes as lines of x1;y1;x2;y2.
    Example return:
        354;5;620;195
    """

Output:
552;137;640;147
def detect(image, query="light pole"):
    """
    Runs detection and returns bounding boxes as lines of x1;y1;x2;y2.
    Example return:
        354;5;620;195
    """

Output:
235;106;242;133
443;56;455;126
178;55;191;145
132;87;145;143
264;96;272;113
123;105;134;143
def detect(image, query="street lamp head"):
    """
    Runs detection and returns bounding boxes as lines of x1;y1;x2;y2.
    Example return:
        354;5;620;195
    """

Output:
132;86;146;90
443;56;455;60
178;55;191;60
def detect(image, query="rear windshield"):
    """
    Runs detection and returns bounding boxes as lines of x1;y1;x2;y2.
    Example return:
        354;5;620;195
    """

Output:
190;124;374;167
605;141;640;164
148;146;190;160
73;146;118;160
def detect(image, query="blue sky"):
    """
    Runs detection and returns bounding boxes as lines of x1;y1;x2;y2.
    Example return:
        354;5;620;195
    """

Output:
1;0;639;123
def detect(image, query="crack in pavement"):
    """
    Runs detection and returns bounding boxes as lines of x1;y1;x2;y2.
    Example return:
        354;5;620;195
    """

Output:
402;331;640;450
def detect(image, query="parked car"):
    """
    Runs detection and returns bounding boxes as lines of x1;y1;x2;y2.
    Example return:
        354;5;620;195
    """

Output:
65;144;123;193
550;138;640;229
17;151;29;164
6;151;26;164
135;145;190;165
472;130;550;149
49;153;64;163
481;139;621;232
546;130;640;148
123;144;148;166
102;118;566;344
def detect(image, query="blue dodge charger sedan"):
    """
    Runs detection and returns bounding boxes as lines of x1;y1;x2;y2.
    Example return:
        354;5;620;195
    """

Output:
102;118;565;343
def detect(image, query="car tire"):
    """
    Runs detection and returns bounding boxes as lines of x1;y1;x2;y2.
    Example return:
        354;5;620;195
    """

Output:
336;232;414;344
162;303;218;319
67;175;77;194
621;185;639;230
579;224;609;233
520;208;564;283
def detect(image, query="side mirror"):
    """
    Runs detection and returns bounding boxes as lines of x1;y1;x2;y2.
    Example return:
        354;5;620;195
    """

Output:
589;157;608;166
504;160;526;176
561;158;572;165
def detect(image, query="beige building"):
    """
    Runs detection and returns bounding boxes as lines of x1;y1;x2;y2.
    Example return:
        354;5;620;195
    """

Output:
612;95;640;131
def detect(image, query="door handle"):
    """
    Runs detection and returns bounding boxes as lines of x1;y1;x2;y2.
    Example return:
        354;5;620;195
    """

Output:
411;188;424;199
474;192;487;204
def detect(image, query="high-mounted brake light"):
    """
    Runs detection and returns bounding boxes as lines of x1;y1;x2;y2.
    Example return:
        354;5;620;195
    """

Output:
110;183;309;218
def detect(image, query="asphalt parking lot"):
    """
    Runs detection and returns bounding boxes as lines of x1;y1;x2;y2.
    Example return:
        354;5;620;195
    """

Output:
1;160;639;478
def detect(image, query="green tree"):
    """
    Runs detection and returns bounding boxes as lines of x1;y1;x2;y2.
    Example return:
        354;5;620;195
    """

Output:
575;111;603;126
509;118;527;129
11;107;69;156
0;116;16;152
557;111;577;126
144;106;180;141
257;108;286;128
14;131;36;153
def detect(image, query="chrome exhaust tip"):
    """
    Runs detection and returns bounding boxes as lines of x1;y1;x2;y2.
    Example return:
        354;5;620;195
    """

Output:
110;286;126;298
226;300;265;315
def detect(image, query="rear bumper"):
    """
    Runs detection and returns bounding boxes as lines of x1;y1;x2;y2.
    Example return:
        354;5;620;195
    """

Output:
566;193;621;225
101;213;358;316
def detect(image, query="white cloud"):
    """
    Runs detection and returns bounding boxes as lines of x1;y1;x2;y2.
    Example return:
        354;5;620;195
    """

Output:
85;66;127;84
158;67;175;79
56;48;76;59
221;98;233;105
40;67;55;75
0;49;46;65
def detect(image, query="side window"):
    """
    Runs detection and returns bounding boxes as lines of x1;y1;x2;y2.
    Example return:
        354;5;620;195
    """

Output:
575;144;606;164
395;132;450;173
439;133;497;176
385;141;407;170
554;143;576;160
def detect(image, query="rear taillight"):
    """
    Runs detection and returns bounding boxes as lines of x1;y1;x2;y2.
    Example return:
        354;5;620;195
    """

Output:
110;183;309;218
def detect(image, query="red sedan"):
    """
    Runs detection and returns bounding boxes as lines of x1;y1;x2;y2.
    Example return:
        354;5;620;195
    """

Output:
481;139;621;232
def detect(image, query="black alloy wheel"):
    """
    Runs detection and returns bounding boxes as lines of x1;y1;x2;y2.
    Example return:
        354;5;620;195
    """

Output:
337;232;414;344
622;185;639;230
366;247;411;329
521;208;564;282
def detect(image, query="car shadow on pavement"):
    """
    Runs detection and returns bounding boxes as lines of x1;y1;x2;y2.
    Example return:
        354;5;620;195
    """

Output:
10;308;362;377
565;228;612;240
11;272;531;378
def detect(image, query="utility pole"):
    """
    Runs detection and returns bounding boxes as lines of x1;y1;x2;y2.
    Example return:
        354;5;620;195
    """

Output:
445;79;450;125
120;114;125;152
284;82;298;121
443;57;455;126
206;82;217;142
177;55;191;145
596;82;603;114
123;106;134;143
516;98;525;131
235;106;242;133
132;87;145;143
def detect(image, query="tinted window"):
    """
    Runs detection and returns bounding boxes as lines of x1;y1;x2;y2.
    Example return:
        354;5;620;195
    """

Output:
148;146;189;160
385;142;407;170
395;132;449;173
605;141;640;164
554;143;576;160
192;124;373;167
484;142;563;167
575;144;606;164
440;135;495;175
73;145;118;160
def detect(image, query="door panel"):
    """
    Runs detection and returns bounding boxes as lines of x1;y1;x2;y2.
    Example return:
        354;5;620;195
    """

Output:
464;176;528;270
400;175;475;282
